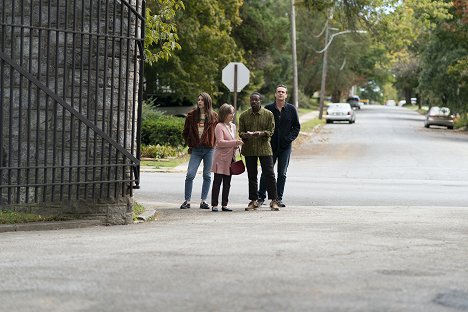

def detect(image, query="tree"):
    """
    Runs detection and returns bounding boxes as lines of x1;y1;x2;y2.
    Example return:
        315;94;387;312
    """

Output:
369;0;453;104
145;0;185;65
145;0;244;106
392;50;420;104
293;4;390;103
232;0;292;103
417;0;467;114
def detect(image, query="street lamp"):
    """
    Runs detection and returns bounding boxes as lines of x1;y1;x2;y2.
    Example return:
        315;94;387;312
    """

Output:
317;28;367;119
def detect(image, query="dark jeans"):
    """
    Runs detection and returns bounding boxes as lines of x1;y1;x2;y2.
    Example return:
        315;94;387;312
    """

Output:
245;155;277;201
211;173;232;207
258;147;291;201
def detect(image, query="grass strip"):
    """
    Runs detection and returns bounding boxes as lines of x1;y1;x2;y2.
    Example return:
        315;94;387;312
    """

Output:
132;202;145;221
0;211;69;224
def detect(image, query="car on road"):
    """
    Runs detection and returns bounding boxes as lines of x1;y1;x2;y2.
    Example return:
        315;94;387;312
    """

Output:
325;103;356;124
346;96;362;110
424;106;454;129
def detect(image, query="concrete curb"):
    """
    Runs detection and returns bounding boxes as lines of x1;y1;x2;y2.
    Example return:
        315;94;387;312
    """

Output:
135;209;157;222
0;219;103;233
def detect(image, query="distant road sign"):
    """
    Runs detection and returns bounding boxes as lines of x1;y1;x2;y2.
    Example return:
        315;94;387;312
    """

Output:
222;62;250;92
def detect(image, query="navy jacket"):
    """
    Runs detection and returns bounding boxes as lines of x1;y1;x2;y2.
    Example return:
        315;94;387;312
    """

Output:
264;102;301;152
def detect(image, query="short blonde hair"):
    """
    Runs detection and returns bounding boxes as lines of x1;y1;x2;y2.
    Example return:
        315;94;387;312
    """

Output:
218;103;234;123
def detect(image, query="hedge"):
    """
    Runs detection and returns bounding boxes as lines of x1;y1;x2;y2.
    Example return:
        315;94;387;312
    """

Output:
141;144;185;159
141;115;185;146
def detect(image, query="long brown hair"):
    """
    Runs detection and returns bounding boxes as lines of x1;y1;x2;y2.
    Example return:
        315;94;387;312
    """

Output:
197;92;214;123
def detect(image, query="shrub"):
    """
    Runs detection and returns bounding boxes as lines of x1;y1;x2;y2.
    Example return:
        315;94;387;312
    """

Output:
298;90;319;109
142;100;165;121
454;113;468;129
141;144;185;159
141;115;185;146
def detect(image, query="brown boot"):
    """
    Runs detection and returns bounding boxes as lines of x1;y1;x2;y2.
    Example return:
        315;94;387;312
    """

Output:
270;200;280;211
245;200;258;211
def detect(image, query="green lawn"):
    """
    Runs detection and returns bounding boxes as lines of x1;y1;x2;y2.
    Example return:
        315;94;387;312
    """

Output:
403;104;428;114
301;117;325;132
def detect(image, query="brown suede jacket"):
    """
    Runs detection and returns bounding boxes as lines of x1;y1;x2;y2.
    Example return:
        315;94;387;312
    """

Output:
182;109;218;151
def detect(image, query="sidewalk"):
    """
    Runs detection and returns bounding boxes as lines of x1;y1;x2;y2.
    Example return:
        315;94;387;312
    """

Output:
0;110;320;233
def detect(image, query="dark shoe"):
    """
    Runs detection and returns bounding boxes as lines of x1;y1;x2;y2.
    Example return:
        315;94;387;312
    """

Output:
277;200;286;208
245;200;258;211
270;200;280;211
221;207;232;212
180;201;190;209
257;199;265;207
200;202;210;209
212;207;219;212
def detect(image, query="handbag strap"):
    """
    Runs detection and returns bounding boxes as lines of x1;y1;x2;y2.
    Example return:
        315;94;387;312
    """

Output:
236;146;243;159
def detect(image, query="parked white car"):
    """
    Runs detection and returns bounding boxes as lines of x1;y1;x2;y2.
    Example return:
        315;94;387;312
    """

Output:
325;103;356;124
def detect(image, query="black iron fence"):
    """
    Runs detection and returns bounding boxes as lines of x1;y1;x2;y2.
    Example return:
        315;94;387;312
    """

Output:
0;0;144;207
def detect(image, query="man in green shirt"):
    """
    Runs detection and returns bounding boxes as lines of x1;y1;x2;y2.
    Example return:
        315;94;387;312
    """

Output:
239;92;280;211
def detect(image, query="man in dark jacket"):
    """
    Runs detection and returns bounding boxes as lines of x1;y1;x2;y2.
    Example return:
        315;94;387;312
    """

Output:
258;84;300;207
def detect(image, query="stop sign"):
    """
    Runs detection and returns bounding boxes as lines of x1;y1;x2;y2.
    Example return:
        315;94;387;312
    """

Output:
222;62;250;92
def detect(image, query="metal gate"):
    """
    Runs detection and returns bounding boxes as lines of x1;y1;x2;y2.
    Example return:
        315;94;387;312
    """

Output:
0;0;144;208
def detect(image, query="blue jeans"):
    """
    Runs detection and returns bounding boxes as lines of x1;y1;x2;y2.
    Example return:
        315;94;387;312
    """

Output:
258;147;291;201
184;147;213;202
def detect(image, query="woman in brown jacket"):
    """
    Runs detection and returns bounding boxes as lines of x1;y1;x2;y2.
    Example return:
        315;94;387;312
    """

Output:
180;92;218;209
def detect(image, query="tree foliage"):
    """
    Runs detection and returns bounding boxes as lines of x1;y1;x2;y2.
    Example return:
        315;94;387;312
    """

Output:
145;0;185;65
418;4;468;112
232;0;291;102
145;0;244;106
392;50;420;103
144;0;466;112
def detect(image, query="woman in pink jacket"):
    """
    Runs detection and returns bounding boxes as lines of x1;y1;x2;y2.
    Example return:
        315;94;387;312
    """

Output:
211;104;243;212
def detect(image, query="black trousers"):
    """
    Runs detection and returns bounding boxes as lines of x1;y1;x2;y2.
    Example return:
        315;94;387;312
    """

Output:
245;155;277;201
211;173;232;207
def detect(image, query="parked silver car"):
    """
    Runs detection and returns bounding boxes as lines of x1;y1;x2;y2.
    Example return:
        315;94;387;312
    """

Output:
346;96;362;110
424;106;454;129
325;103;356;124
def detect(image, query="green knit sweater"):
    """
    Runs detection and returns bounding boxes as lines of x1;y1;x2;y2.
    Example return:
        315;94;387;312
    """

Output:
238;107;275;156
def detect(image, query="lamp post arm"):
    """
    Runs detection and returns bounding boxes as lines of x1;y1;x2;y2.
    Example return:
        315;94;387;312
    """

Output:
317;29;366;119
314;21;328;38
316;30;367;54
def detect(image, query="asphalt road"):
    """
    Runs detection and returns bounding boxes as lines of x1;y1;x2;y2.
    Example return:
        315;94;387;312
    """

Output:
1;105;468;312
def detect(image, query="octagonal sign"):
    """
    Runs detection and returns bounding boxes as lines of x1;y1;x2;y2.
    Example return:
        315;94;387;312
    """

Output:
222;62;250;92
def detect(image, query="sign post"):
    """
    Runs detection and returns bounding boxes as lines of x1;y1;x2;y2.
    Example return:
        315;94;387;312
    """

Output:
222;62;250;124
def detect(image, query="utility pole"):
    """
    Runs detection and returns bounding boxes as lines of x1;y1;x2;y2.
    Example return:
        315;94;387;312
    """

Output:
290;0;298;108
317;26;367;119
318;23;329;120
